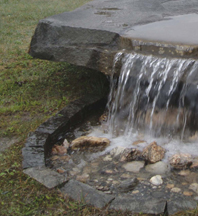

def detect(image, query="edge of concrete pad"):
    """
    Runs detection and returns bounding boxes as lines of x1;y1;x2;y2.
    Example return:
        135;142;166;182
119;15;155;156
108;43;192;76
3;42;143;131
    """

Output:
109;196;166;215
23;166;67;189
60;179;115;209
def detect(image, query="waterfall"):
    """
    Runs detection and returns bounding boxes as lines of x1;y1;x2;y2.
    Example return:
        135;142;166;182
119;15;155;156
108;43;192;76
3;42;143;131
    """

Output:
107;52;198;140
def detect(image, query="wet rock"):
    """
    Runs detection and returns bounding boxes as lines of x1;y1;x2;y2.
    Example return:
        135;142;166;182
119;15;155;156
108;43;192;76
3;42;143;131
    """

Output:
183;191;193;196
145;161;170;174
169;153;192;169
185;172;198;184
190;158;198;169
52;144;67;155
150;175;163;186
166;184;174;189
189;183;198;194
110;146;126;157
76;173;90;183
99;112;108;124
63;139;70;149
123;161;145;173
171;187;181;193
120;148;142;162
117;178;139;193
178;170;191;176
71;136;110;152
61;180;114;208
142;142;165;163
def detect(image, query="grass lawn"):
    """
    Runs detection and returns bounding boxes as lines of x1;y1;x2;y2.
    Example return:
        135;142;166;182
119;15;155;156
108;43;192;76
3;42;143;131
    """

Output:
0;0;198;215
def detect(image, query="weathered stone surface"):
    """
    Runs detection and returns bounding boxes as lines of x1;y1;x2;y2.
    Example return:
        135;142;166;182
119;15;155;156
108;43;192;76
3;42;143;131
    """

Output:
142;142;165;163
167;198;197;215
109;196;166;215
123;161;145;173
61;180;114;208
150;175;163;186
169;153;193;169
29;0;198;75
22;147;45;169
120;148;142;162
71;136;110;151
117;178;139;193
145;161;170;174
23;167;67;189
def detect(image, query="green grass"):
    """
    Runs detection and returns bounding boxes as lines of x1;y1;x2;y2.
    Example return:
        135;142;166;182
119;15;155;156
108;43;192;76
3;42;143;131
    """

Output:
0;0;198;215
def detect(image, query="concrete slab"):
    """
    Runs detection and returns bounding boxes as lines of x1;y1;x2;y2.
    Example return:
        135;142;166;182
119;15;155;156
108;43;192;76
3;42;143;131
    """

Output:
29;0;198;75
23;167;67;189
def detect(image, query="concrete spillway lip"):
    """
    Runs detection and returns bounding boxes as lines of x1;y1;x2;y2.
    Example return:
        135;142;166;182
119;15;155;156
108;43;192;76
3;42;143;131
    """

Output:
29;0;198;75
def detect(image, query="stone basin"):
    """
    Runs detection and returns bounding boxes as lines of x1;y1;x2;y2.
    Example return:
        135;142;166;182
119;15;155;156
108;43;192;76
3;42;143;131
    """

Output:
29;0;198;75
22;93;198;215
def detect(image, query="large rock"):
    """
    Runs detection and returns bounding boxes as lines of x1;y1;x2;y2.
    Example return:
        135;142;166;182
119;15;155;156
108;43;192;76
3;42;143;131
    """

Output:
29;0;198;75
71;136;110;152
142;142;165;163
169;153;193;169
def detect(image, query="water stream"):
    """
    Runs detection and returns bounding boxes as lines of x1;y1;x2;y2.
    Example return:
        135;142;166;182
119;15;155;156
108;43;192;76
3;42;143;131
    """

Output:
89;51;198;159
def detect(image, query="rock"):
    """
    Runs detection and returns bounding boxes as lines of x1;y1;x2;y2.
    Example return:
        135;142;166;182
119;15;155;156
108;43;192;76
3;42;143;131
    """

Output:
190;158;198;169
59;155;71;162
132;190;139;194
110;146;126;157
185;172;198;184
171;187;181;193
169;153;192;169
150;175;163;186
123;161;145;173
99;112;108;124
189;183;198;194
63;139;70;149
183;191;193;196
52;144;67;155
71;136;110;152
117;178;139;193
57;168;66;174
76;173;90;183
120;148;142;162
142;142;165;163
166;184;174;189
145;161;170;174
61;180;114;208
178;170;191;176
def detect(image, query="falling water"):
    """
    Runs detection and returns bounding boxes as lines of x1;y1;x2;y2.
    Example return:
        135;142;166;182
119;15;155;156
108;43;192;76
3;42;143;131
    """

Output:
107;52;198;140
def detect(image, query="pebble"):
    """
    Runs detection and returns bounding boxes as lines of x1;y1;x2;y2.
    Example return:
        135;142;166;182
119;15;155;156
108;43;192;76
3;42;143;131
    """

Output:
166;184;174;189
132;190;139;194
183;191;193;196
178;170;190;176
171;187;181;193
76;173;90;183
150;175;163;186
